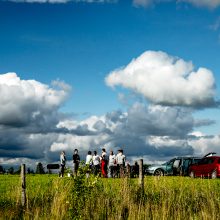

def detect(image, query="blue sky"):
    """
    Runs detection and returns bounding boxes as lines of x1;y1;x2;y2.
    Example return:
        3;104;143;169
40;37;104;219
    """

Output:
1;0;220;167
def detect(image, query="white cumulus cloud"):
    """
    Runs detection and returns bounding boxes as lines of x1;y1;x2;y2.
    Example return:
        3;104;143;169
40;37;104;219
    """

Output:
0;72;71;126
105;51;216;108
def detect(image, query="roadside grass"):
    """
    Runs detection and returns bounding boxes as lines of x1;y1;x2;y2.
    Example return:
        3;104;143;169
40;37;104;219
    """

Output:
0;174;220;219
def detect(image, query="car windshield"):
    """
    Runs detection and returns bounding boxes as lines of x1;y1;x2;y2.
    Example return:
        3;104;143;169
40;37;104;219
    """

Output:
164;159;175;166
192;158;201;164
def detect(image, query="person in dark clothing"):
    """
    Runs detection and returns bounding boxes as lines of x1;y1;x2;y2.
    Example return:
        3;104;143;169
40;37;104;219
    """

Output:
72;149;80;176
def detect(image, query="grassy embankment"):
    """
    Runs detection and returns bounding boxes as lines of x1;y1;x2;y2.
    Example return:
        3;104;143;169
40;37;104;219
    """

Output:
1;174;220;220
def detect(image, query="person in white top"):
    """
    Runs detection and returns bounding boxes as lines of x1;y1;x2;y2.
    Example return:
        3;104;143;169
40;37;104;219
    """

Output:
59;151;66;177
92;150;100;175
116;149;126;178
86;151;93;168
109;150;116;178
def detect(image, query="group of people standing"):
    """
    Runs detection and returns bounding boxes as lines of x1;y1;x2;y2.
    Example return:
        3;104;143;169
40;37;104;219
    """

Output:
60;148;126;178
85;148;126;178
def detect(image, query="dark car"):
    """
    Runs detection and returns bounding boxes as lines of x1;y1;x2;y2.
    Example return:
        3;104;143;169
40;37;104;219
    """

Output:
146;156;201;176
189;153;220;179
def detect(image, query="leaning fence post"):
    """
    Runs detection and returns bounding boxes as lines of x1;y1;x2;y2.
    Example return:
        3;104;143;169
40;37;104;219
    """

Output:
21;164;26;206
138;159;144;191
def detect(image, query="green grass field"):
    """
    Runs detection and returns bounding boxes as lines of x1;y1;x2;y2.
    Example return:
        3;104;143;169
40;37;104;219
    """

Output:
1;174;220;220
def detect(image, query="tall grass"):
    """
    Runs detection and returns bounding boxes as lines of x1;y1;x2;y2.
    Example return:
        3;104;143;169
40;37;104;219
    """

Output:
0;174;220;219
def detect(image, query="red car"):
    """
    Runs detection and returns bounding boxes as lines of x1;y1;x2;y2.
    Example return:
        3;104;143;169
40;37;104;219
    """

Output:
189;154;220;179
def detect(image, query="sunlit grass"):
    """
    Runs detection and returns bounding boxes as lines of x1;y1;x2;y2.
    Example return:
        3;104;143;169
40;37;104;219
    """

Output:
1;174;220;219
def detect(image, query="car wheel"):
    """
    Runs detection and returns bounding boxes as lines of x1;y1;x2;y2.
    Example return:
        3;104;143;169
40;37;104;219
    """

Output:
189;171;195;178
211;170;217;179
154;169;164;176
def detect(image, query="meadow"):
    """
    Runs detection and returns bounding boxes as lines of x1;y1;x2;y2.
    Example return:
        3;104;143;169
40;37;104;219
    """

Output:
1;173;220;220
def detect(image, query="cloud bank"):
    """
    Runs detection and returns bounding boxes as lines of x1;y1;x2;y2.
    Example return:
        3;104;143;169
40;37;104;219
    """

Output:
53;103;195;158
106;51;216;108
52;103;220;162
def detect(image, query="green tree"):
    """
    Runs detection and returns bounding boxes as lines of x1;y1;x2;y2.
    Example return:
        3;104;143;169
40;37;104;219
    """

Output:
35;162;45;174
0;165;4;174
8;167;14;174
27;167;34;174
14;166;21;174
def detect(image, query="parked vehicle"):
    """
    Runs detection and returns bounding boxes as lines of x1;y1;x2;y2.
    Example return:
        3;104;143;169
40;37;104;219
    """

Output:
189;153;220;179
146;157;201;176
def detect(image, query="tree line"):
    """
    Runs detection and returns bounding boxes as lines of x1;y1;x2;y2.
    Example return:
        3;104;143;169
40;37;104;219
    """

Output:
0;162;45;174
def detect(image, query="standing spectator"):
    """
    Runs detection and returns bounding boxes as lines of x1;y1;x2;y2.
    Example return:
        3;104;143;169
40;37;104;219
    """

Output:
101;148;108;178
92;151;100;176
109;150;116;178
116;149;126;178
85;151;93;178
72;149;80;176
86;151;93;168
59;151;66;177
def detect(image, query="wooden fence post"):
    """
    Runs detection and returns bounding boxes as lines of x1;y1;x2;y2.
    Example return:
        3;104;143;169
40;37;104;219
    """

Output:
126;164;131;178
21;164;26;206
138;159;144;191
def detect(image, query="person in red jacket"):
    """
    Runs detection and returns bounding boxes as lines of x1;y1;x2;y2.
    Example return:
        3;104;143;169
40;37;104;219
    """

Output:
101;148;108;178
